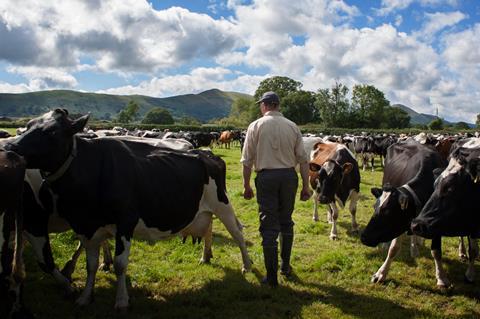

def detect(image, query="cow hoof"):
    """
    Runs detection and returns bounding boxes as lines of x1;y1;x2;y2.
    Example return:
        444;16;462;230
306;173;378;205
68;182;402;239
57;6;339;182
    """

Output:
329;235;338;241
199;258;211;264
115;304;129;314
312;217;319;222
459;254;468;262
437;283;452;290
76;293;94;306
464;275;475;284
371;273;386;283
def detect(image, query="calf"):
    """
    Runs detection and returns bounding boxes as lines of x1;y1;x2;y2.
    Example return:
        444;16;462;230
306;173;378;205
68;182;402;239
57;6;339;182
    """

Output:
411;139;480;283
6;109;251;310
361;141;458;287
309;142;360;239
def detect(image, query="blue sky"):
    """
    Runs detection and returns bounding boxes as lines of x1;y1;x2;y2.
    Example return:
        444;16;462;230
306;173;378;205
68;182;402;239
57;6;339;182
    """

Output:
0;0;479;122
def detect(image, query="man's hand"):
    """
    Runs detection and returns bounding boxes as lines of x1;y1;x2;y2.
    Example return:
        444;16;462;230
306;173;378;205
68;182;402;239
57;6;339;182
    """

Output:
300;186;312;201
243;185;255;200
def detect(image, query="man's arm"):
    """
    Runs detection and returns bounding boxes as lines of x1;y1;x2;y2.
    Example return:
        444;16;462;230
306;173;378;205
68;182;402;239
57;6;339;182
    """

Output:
299;162;312;201
242;164;254;200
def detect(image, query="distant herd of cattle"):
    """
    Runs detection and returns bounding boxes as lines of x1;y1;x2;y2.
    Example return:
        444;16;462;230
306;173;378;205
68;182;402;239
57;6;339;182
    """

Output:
0;109;479;318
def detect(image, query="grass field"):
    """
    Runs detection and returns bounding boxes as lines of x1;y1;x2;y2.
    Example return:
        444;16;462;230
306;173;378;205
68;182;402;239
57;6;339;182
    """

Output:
20;146;479;319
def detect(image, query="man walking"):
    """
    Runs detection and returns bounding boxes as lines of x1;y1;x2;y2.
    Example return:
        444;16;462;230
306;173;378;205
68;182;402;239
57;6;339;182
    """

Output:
241;91;311;287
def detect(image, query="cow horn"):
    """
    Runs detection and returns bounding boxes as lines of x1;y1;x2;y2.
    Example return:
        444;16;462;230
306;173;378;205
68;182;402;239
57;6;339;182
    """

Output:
474;176;480;184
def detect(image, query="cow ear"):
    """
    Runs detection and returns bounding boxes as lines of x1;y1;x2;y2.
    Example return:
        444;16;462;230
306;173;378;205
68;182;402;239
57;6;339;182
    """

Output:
371;187;382;198
398;192;409;210
309;162;321;172
467;158;480;184
70;114;90;134
342;162;353;174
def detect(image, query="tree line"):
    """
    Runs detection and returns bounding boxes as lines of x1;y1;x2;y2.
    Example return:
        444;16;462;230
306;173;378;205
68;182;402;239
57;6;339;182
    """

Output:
114;76;479;130
221;76;411;129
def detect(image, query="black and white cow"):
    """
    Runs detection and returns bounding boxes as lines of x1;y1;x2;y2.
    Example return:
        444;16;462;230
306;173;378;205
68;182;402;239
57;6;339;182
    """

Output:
308;142;361;240
6;109;251;310
0;149;31;318
360;141;458;287
354;135;376;171
411;139;480;283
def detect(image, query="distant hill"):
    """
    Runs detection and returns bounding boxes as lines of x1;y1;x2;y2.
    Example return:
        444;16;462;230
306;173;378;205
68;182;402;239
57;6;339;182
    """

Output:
391;103;474;127
0;89;252;122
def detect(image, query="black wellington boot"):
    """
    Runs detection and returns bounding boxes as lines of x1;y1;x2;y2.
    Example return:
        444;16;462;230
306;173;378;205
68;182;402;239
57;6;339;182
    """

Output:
261;245;278;287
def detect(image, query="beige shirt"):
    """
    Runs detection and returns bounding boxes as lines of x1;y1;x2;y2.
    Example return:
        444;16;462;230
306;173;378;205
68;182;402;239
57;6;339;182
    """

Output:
241;111;308;172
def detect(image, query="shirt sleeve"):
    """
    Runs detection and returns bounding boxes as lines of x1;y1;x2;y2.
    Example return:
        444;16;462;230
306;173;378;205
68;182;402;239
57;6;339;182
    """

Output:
294;127;308;164
240;124;256;168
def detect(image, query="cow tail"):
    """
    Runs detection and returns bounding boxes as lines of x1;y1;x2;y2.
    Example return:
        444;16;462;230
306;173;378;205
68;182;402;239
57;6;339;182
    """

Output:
12;187;25;284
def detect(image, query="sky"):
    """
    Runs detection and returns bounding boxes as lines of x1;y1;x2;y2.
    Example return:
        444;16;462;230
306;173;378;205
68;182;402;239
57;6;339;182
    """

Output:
0;0;479;123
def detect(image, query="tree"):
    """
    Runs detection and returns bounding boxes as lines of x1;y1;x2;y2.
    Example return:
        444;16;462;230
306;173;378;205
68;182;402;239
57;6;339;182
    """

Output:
351;84;390;128
454;121;470;130
254;76;302;102
141;107;174;124
229;97;257;124
428;118;444;130
383;107;410;129
282;90;317;125
476;114;480;128
116;100;140;123
314;82;351;127
178;116;201;126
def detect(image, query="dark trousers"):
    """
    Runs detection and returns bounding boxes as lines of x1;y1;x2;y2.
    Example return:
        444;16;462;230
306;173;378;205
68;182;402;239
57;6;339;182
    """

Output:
255;168;298;247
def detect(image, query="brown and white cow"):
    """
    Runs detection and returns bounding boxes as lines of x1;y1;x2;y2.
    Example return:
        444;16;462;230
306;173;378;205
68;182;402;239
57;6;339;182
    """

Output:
218;130;233;149
308;142;361;240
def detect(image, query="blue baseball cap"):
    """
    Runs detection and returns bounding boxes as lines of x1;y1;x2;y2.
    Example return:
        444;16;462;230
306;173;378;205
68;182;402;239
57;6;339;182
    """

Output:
256;91;280;104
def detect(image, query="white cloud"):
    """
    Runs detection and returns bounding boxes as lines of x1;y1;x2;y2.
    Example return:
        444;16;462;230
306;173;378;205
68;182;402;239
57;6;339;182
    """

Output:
6;66;78;89
0;0;479;123
0;0;239;72
414;11;466;42
377;0;458;16
97;67;264;97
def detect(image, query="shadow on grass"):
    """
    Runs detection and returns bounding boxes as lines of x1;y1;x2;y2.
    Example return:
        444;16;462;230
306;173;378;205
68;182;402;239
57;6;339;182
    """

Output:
24;265;439;319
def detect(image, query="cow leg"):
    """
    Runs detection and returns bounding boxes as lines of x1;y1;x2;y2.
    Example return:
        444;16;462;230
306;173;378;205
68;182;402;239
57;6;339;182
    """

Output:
362;154;367;171
410;235;420;258
312;191;319;222
431;237;450;288
465;237;478;283
329;202;339;240
372;237;401;283
327;204;333;224
348;190;359;233
370;154;375;172
61;241;83;282
24;232;73;295
200;219;213;264
214;203;252;273
76;238;101;306
458;237;467;261
114;236;131;311
99;241;113;272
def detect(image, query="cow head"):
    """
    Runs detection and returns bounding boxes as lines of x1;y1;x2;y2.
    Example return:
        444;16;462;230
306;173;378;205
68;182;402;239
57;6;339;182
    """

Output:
360;184;414;247
6;109;89;171
411;148;480;238
309;159;353;204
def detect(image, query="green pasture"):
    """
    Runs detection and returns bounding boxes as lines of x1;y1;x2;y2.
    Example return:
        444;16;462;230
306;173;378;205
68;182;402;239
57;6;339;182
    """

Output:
21;146;479;318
